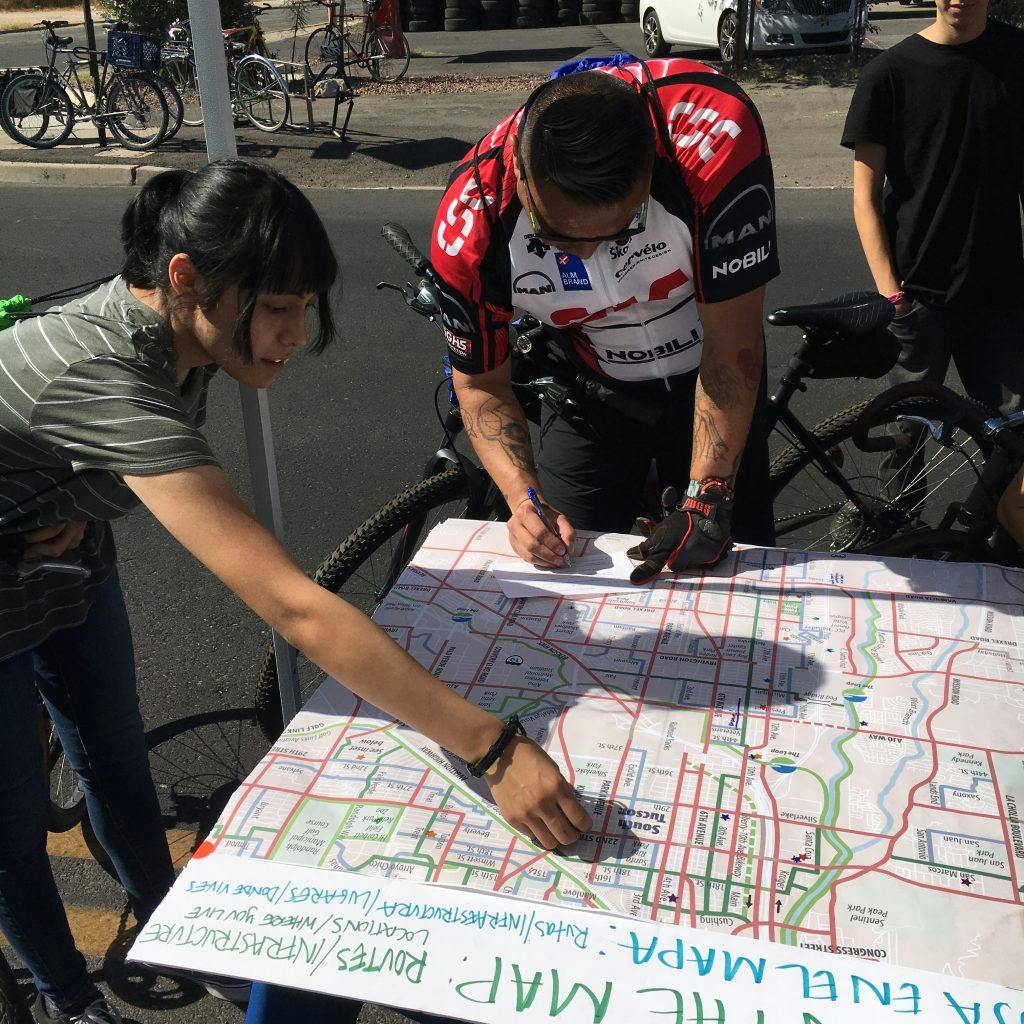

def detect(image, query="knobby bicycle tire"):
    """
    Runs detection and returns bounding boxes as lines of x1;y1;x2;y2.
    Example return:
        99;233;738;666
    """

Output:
0;950;28;1024
255;466;475;741
768;388;994;552
0;75;74;149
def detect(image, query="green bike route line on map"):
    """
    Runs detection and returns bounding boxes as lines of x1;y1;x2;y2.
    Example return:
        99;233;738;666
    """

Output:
778;595;881;945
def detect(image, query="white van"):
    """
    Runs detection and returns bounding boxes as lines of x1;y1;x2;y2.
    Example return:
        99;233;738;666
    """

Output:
641;0;863;62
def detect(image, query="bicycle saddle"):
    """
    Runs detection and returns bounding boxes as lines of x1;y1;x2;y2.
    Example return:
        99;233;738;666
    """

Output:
767;291;893;336
53;34;74;46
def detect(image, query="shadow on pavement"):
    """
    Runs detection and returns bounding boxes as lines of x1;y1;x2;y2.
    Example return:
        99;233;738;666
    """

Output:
311;134;471;169
448;45;587;63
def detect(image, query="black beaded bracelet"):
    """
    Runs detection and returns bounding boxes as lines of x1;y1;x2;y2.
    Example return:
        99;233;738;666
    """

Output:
466;714;526;777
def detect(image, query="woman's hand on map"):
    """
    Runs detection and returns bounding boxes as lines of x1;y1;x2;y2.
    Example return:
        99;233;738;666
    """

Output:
485;736;593;849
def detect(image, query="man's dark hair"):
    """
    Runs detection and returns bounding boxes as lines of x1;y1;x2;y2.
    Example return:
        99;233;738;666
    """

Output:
120;160;338;360
522;72;655;206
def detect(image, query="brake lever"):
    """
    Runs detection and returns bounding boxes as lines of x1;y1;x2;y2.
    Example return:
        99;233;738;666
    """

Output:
896;414;967;454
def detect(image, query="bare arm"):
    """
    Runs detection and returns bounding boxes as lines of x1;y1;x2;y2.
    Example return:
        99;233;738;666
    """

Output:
124;465;591;848
852;143;906;307
453;363;575;567
997;464;1024;547
690;287;767;489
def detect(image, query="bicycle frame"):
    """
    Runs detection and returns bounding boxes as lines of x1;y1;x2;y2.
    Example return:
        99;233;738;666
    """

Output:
766;330;893;538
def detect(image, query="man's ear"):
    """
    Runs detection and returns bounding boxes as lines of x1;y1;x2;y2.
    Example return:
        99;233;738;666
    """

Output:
167;252;198;302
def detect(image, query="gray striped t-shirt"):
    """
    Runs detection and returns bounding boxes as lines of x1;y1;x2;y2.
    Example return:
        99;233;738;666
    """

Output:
0;276;218;659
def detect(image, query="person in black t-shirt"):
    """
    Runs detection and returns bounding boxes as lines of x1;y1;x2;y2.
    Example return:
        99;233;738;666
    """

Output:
841;0;1024;426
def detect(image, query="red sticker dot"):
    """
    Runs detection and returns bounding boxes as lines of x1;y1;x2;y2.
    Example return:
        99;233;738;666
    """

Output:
193;840;216;859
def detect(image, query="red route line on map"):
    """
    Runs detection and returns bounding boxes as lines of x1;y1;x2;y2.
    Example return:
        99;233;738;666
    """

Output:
827;643;974;921
700;571;739;755
495;849;551;890
743;550;789;941
655;752;692;924
731;921;832;939
985;750;1023;903
910;801;1003;822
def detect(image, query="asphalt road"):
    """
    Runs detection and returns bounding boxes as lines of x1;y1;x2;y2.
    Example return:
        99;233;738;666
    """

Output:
0;182;880;1023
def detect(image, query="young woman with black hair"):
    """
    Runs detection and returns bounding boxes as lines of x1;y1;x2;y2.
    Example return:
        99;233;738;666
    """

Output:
0;160;591;1024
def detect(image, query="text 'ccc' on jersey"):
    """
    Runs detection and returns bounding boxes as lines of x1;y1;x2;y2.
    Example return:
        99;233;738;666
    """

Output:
430;58;781;384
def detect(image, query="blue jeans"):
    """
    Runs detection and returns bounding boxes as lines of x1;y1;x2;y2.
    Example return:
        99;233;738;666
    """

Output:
0;573;175;1011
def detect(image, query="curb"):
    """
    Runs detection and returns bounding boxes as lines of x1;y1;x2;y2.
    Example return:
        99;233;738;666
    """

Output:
0;160;168;185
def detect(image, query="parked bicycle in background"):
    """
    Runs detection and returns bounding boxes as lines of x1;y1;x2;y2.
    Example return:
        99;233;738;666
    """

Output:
160;5;291;132
304;0;411;84
0;20;169;150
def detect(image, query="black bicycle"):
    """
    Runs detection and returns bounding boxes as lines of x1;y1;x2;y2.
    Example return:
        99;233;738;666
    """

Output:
252;222;1008;738
0;21;169;150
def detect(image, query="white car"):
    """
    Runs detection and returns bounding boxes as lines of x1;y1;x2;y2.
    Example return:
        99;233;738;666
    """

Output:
641;0;863;62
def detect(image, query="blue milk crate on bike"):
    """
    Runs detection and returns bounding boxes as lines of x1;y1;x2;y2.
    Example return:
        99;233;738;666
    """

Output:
106;30;162;71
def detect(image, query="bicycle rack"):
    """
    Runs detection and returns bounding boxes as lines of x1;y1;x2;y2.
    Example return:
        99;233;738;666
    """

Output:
269;56;355;139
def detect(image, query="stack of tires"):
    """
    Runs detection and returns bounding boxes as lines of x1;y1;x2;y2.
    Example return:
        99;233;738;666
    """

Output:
579;0;616;23
619;0;638;20
556;0;580;24
514;0;558;26
404;0;443;31
445;0;481;29
480;0;513;26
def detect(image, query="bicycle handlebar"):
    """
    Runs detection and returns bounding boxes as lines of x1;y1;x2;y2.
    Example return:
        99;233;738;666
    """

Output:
36;19;70;29
382;223;430;277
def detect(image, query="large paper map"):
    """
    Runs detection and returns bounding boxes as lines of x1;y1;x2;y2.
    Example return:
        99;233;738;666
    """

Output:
208;520;1024;989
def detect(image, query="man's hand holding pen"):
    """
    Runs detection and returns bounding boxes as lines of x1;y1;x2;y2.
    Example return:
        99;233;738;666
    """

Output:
508;487;577;569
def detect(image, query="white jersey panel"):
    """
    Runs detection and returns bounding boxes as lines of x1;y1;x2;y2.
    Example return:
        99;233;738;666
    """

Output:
507;198;704;382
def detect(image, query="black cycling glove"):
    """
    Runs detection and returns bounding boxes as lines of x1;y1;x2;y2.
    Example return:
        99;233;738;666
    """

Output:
628;478;734;585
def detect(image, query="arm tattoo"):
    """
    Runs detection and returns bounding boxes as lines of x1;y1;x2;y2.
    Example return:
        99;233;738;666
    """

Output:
693;405;730;465
462;396;536;475
698;345;762;410
698;356;743;410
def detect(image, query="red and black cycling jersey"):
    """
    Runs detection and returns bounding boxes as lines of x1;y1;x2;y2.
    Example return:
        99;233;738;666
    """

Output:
430;58;780;384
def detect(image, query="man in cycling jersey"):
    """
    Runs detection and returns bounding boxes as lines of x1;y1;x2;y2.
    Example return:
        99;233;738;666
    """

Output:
430;58;779;584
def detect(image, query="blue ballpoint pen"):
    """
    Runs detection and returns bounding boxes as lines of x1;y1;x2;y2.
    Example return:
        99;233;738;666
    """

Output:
526;487;574;568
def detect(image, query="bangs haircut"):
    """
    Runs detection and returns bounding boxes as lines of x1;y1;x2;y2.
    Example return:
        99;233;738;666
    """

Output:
122;160;339;361
523;71;654;207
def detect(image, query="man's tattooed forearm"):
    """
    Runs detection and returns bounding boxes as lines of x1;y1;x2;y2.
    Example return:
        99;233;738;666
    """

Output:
462;397;536;474
699;345;763;410
693;405;730;465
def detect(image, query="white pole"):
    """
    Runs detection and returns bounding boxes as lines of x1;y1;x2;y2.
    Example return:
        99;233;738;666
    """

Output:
186;0;301;726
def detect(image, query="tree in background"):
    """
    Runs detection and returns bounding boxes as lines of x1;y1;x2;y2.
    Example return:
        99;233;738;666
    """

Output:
107;0;261;34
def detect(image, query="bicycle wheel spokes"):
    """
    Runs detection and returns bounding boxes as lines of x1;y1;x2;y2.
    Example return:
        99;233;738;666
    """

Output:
234;57;288;132
365;26;410;82
106;74;168;149
163;55;202;126
770;399;989;552
304;25;343;78
0;74;74;148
